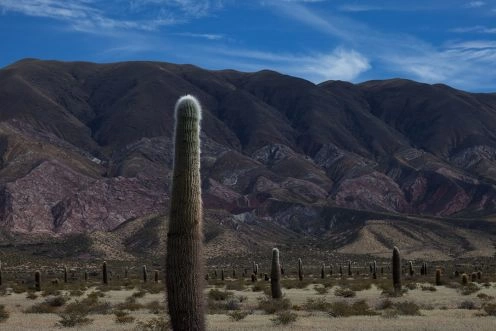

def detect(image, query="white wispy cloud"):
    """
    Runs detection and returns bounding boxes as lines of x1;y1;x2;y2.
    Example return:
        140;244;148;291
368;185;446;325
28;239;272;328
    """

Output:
174;32;224;40
198;46;370;82
268;0;496;90
465;1;485;8
450;25;496;33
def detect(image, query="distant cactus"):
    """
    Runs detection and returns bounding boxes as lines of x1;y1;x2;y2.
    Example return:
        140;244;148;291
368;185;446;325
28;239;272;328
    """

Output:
0;264;2;286
454;270;459;277
166;95;205;331
435;269;442;285
321;263;325;279
205;273;209;281
232;267;236;279
84;271;88;282
471;272;477;282
251;273;257;282
372;261;377;280
423;262;427;275
155;270;159;283
142;265;147;283
298;258;303;281
477;271;482;280
280;264;285;276
64;265;68;283
339;265;343;276
35;271;41;292
348;260;352;277
221;269;224;281
255;264;259;276
461;273;468;285
102;261;108;285
124;267;128;278
264;273;269;281
392;246;401;294
253;261;257;275
329;265;333;276
271;248;282;299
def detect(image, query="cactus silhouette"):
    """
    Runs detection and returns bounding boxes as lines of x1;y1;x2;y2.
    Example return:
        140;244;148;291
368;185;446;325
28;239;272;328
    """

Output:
436;269;442;285
409;261;414;276
166;95;205;331
64;265;68;283
102;261;108;285
271;248;282;299
348;260;352;277
392;246;401;294
298;258;303;281
143;265;148;283
461;273;468;285
373;261;377;279
35;271;41;291
155;270;159;283
321;263;325;279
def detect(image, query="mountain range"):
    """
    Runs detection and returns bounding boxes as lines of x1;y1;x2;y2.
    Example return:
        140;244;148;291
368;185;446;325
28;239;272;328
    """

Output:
1;58;495;261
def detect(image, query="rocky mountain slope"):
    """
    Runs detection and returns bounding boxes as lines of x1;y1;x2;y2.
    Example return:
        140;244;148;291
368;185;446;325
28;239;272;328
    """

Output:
0;58;496;260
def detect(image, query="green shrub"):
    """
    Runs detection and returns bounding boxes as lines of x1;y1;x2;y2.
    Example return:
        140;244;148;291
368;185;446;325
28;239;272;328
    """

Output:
257;296;291;314
228;310;250;321
334;287;356;298
329;300;376;317
114;310;135;324
208;289;232;301
483;303;496;316
303;298;331;311
394;301;421;315
271;311;297;325
135;317;171;330
458;300;477;310
0;305;9;323
57;311;92;327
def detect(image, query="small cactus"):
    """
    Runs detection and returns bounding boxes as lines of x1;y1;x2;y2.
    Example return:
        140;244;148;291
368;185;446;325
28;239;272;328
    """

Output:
221;269;225;281
409;261;414;276
471;272;477;282
251;273;257;282
35;271;41;292
435;269;441;285
142;265;147;283
461;273;468;285
155;270;159;283
102;261;108;285
392;246;401;294
321;263;325;279
348;260;352;277
339;265;343;276
271;248;282;299
477;271;482;280
84;271;88;282
232;267;236;279
372;261;377;280
298;258;303;281
64;265;68;283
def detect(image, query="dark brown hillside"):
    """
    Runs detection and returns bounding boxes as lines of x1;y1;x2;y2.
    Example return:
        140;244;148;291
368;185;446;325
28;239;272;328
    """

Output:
0;58;496;260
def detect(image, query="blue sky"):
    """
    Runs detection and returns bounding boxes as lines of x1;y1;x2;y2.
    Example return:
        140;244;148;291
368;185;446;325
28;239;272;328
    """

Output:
0;0;495;91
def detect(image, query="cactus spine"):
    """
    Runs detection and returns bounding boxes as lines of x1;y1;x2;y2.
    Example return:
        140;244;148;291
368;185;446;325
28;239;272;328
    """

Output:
298;258;303;281
271;248;282;299
102;261;108;285
35;271;41;291
166;95;205;331
392;246;401;294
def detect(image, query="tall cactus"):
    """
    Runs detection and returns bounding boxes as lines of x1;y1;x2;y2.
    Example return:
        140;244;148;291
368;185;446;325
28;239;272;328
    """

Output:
392;246;401;295
298;258;303;281
102;261;108;285
271;248;282;299
166;95;205;331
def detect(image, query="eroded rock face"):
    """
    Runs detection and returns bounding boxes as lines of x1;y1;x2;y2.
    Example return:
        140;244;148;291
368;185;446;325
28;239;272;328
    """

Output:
1;160;167;234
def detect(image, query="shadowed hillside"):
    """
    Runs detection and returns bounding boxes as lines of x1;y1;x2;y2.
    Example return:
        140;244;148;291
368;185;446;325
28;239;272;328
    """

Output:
1;59;496;260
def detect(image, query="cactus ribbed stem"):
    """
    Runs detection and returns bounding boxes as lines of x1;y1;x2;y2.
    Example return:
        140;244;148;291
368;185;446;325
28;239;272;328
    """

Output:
271;248;282;299
392;246;401;294
166;95;205;331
